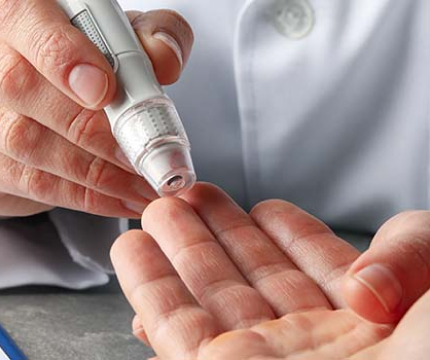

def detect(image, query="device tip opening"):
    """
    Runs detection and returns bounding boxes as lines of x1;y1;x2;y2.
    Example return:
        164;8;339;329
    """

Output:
167;175;185;188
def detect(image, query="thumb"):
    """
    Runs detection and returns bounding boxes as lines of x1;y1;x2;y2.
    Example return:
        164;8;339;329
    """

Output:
343;211;430;324
127;10;194;85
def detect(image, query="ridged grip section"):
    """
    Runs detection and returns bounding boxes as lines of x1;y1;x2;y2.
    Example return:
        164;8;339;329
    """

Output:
71;10;116;67
113;98;189;169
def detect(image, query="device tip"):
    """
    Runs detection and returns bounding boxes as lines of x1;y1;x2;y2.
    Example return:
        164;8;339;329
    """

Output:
137;143;196;197
159;171;195;197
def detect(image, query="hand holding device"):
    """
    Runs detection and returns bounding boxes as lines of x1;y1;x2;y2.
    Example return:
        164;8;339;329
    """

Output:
0;0;194;217
58;0;197;197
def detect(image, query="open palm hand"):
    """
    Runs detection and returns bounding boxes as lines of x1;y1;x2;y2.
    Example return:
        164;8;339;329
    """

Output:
111;183;430;360
195;308;391;360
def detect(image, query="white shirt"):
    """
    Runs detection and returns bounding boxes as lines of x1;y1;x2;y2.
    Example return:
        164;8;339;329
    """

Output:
1;0;429;288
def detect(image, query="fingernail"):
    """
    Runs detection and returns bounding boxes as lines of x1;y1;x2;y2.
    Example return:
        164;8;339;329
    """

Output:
115;147;135;172
69;64;108;107
122;200;146;215
153;32;183;69
133;327;145;338
352;264;403;313
133;327;151;346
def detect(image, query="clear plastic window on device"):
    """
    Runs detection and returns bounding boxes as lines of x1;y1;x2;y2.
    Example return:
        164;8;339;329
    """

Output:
113;97;196;197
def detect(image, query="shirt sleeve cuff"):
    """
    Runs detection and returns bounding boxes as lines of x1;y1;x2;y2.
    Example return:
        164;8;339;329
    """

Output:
0;211;127;289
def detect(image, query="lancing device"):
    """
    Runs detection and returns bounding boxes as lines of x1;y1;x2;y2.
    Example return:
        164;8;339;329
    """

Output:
58;0;196;197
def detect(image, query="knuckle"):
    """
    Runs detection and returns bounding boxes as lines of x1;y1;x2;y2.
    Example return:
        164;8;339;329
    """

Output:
0;151;22;187
63;182;86;211
0;112;41;161
0;0;18;31
84;157;110;189
32;26;76;73
0;50;36;103
82;186;102;214
138;9;194;48
162;10;194;42
66;108;98;145
22;166;49;201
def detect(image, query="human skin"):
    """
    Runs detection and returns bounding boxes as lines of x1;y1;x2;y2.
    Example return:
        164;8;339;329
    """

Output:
0;0;194;217
111;183;430;360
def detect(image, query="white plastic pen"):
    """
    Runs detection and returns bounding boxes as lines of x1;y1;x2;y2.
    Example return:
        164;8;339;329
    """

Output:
58;0;197;197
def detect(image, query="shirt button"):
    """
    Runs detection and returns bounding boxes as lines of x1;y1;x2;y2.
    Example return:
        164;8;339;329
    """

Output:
272;0;315;40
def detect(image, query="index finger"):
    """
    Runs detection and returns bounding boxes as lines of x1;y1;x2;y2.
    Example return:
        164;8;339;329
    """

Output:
111;230;220;360
141;197;276;330
0;0;116;108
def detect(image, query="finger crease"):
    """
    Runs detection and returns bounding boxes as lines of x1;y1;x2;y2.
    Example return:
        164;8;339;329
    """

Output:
248;261;296;284
199;281;248;306
66;108;96;145
130;274;182;305
320;261;355;299
170;239;217;265
212;222;256;240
